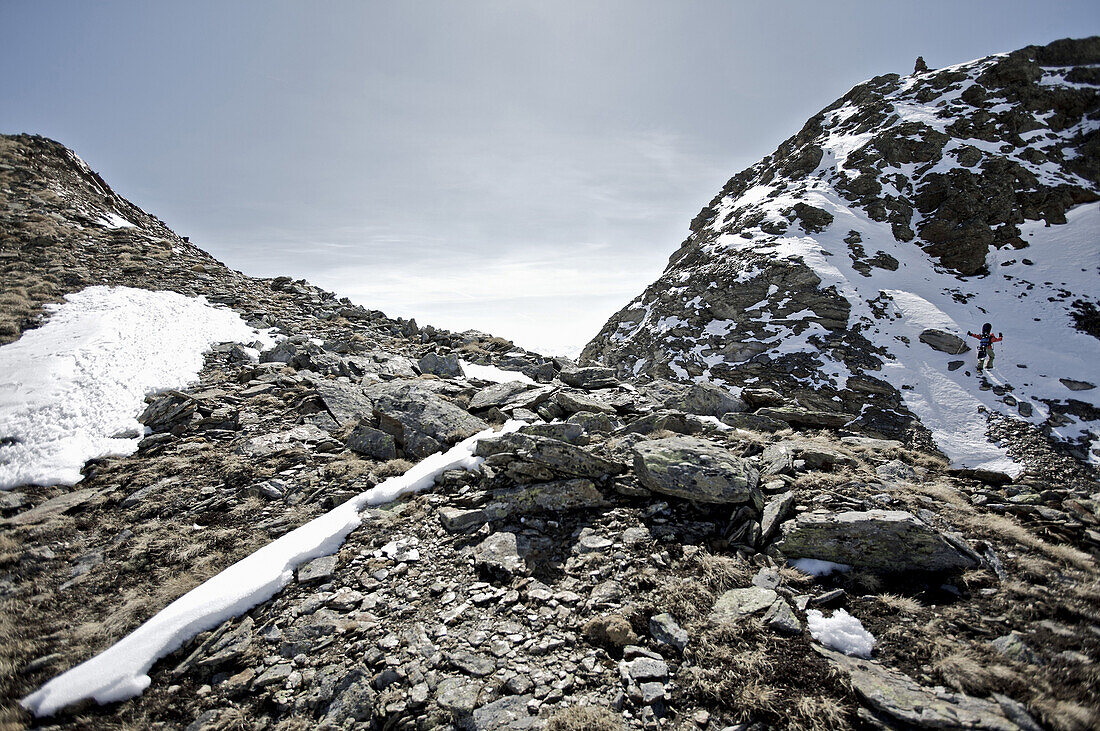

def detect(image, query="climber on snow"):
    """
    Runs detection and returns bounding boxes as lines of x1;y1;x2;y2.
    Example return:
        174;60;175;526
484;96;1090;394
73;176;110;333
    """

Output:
966;322;1003;372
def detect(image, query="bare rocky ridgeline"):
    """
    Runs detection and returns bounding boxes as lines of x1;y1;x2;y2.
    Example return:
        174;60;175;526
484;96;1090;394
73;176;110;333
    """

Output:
1;48;1099;731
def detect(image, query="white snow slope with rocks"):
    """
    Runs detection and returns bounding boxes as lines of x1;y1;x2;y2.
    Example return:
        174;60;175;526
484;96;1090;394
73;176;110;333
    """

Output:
601;54;1100;474
21;421;523;717
0;286;275;490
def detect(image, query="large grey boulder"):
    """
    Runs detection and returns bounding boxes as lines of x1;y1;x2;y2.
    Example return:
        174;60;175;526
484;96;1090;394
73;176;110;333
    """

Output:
345;424;397;460
416;352;464;378
668;381;746;417
489;479;610;515
468;381;537;411
559;366;619;390
632;436;761;505
474;432;622;483
315;380;374;428
370;383;488;458
776;510;979;573
919;328;970;354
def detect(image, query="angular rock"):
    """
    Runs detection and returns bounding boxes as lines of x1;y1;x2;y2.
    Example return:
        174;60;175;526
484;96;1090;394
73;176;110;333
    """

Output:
817;646;1024;730
567;410;619;433
435;676;481;715
918;328;970;354
371;383;488;458
439;507;488;532
345;424;397;460
754;407;854;429
720;412;787;433
474;432;621;483
776;510;979;572
470;695;539;730
473;532;526;580
417;352;463;378
314;380;374;427
711;587;778;620
517;422;584;444
760;491;795;543
632;436;762;505
763;598;802;635
490;478;609;515
138;392;196;433
649;613;688;652
297;555;338;584
469;381;536;411
670;381;745;417
554;390;617;416
559;366;619;390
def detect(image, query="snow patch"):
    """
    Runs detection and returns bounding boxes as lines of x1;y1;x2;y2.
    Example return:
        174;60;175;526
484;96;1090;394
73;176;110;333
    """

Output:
807;608;875;658
0;286;275;490
459;360;536;385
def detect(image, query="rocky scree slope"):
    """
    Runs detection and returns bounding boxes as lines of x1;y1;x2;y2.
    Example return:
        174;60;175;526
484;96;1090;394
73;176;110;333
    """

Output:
1;136;1099;731
582;37;1100;471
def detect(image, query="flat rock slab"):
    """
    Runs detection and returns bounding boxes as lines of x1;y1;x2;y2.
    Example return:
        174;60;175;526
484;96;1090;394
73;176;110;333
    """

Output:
475;432;622;483
559;366;619;390
776;510;978;573
3;488;100;526
711;587;778;620
469;381;537;411
816;646;1031;730
632;436;761;505
754;407;854;429
489;478;609;515
297;555;338;584
470;695;539;730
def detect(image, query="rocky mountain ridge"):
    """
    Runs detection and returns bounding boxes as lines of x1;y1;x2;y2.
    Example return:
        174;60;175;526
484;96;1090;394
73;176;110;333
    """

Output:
1;60;1099;731
582;38;1100;473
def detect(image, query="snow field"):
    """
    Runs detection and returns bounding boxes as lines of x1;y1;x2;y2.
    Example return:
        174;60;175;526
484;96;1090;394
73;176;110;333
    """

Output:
0;286;276;490
21;420;525;716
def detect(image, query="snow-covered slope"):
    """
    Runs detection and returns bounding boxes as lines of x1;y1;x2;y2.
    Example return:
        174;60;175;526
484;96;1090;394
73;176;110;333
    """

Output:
584;38;1100;472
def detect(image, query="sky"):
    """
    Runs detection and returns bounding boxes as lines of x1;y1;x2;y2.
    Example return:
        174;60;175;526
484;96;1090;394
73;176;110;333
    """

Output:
2;2;1098;356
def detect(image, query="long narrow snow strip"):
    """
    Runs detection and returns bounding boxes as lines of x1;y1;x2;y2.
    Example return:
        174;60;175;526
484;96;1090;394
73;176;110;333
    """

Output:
21;420;523;717
0;286;276;490
459;359;537;385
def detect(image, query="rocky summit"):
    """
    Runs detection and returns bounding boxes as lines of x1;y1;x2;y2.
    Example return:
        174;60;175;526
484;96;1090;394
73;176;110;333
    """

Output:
1;42;1100;731
582;37;1100;469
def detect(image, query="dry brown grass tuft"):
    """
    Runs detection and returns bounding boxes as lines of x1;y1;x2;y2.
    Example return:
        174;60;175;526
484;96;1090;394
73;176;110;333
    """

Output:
877;593;922;615
790;695;850;731
694;552;750;592
957;512;1096;572
653;577;714;625
1034;698;1100;731
934;651;1023;695
322;456;374;481
374;458;414;478
546;705;624;731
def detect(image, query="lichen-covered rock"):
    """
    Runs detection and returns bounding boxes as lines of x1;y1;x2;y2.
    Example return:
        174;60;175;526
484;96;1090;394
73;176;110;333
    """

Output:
817;646;1034;730
776;509;979;572
633;436;761;505
474;432;622;483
